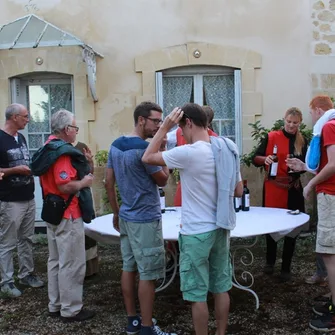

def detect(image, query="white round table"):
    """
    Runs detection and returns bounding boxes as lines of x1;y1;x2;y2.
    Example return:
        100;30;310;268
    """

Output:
85;206;310;243
85;207;310;309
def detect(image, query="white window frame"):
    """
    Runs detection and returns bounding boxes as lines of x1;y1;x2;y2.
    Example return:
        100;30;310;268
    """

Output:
155;67;242;152
11;76;74;149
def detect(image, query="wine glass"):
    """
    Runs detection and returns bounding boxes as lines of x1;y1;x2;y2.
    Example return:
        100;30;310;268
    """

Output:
287;154;294;173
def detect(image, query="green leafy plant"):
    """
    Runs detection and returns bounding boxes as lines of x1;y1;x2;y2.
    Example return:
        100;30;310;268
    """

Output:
172;168;180;183
240;119;313;167
95;149;121;214
34;233;48;245
95;150;108;167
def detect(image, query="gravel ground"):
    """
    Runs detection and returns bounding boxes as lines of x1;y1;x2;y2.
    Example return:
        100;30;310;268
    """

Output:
0;233;328;335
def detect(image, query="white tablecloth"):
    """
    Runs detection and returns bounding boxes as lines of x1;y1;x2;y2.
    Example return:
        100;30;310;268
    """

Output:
85;207;310;244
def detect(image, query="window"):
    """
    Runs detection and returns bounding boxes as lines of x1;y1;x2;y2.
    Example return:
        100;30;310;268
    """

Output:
156;66;242;151
11;76;73;157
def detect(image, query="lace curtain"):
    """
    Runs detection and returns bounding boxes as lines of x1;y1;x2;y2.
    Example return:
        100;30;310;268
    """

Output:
203;75;235;140
162;77;193;117
27;84;72;156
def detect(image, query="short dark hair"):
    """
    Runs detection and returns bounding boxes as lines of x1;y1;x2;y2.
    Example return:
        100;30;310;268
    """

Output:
133;101;163;125
202;105;215;125
179;103;207;129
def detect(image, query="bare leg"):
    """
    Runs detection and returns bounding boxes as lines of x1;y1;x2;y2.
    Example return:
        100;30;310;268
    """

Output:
322;254;335;305
191;301;209;335
121;271;137;316
138;280;155;326
213;292;230;335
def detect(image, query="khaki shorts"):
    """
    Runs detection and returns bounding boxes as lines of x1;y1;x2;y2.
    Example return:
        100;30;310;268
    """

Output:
178;228;232;302
316;193;335;254
119;218;165;280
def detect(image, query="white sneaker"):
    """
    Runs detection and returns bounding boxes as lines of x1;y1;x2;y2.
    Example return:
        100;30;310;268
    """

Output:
151;325;177;335
1;283;22;297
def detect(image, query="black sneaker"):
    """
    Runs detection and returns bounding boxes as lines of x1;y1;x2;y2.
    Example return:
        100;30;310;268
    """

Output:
126;316;141;335
279;271;291;282
263;264;274;275
48;310;60;318
127;316;158;334
19;274;44;288
60;309;95;323
310;312;335;332
313;301;333;316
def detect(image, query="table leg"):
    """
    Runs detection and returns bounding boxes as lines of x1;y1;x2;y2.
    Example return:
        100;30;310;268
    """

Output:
231;236;260;310
156;242;178;292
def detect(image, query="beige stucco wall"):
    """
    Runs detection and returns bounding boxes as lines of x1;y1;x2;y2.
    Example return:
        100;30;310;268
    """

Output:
0;46;95;147
0;0;316;155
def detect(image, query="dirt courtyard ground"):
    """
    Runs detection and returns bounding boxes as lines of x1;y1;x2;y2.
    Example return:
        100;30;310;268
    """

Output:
0;233;329;335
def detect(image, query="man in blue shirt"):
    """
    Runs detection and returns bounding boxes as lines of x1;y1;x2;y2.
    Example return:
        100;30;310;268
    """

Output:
105;101;175;335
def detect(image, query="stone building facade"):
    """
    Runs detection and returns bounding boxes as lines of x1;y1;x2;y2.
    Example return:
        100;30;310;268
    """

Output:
0;0;334;216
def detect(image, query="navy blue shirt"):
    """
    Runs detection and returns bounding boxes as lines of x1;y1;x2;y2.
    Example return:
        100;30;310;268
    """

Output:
0;130;34;201
107;136;162;222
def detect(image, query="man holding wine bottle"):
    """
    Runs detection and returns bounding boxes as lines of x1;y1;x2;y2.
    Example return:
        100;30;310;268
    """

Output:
142;103;243;335
252;107;308;282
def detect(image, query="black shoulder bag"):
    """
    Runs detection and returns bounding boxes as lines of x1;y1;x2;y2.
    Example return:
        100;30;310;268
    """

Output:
41;189;75;226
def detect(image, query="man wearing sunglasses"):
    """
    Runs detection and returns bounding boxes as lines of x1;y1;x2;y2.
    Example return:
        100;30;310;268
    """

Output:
142;103;242;335
105;101;175;335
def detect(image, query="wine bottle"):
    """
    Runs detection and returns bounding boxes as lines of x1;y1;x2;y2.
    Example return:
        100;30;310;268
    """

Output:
242;180;250;211
159;187;166;213
234;197;240;213
268;145;279;180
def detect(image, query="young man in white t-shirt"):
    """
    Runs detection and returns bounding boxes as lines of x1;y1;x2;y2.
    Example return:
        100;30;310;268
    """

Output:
142;103;242;335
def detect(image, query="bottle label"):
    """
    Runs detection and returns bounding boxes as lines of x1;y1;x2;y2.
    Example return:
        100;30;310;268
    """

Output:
270;162;278;176
245;194;250;207
234;198;239;208
160;196;165;211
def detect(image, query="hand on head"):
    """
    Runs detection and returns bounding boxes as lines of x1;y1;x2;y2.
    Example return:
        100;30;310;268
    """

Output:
161;107;184;131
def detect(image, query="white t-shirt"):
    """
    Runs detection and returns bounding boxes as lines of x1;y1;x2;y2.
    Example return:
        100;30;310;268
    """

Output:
166;128;177;150
162;141;218;235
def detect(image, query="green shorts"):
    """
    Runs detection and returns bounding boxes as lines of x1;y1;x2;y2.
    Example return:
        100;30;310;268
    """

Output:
119;218;165;280
178;228;232;302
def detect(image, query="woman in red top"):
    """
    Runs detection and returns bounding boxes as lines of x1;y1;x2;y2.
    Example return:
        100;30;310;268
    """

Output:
252;107;308;281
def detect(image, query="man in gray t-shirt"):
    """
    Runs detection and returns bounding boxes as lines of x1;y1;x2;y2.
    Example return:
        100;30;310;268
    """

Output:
105;101;175;335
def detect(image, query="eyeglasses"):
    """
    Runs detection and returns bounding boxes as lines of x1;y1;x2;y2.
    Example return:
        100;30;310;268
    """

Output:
67;125;79;133
182;113;191;120
143;117;163;125
18;114;29;119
